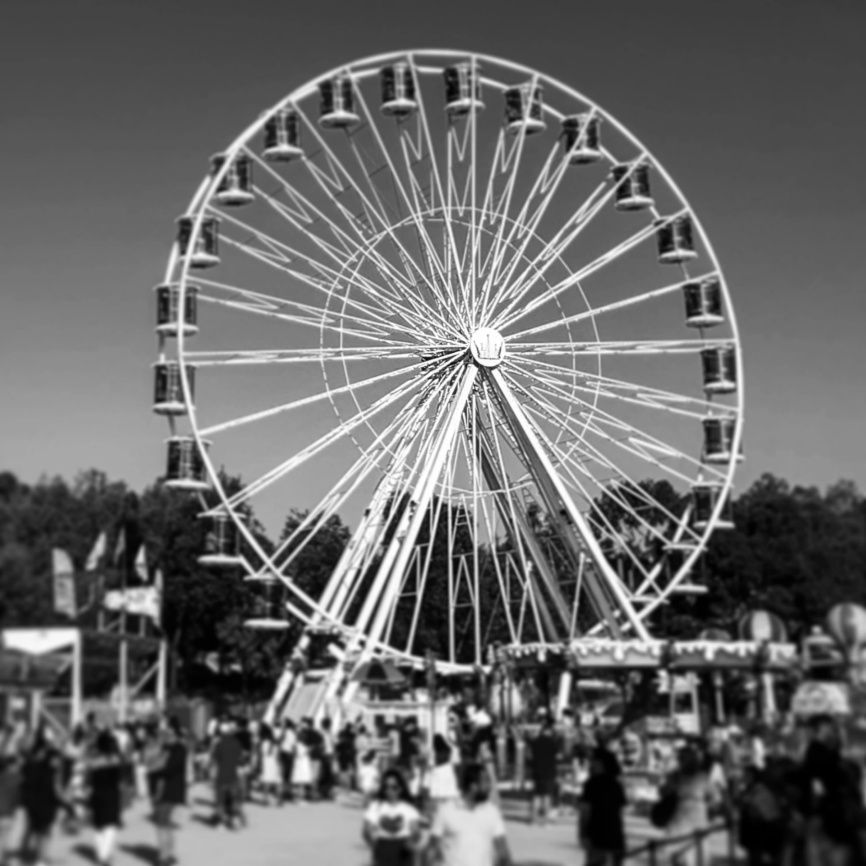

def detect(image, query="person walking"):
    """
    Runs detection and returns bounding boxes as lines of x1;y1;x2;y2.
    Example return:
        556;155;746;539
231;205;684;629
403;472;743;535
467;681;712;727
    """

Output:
362;768;421;866
87;730;124;866
0;728;21;865
335;722;357;795
151;717;188;866
258;723;281;806
528;717;560;826
20;728;66;866
663;745;716;866
428;763;513;866
291;720;314;803
579;747;626;866
210;720;246;829
278;720;296;803
425;735;460;816
318;718;335;801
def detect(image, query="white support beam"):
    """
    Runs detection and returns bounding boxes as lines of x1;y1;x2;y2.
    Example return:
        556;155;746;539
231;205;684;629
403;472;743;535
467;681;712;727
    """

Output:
487;368;650;640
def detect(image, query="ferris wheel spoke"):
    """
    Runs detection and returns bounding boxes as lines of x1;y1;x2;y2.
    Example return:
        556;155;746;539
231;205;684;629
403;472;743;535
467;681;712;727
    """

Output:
508;355;728;421
197;356;442;437
477;382;570;639
246;146;460;335
487;367;648;638
495;209;684;332
501;369;705;542
199;292;396;346
349;74;468;325
270;384;443;577
212;205;451;338
456;419;537;648
507;337;733;358
525;428;657;587
194;276;401;339
507;270;717;341
405;56;472;313
224;352;462;509
183;344;449;367
518;372;727;488
489;159;651;326
473;84;538;323
248;175;432;328
520;388;699;549
293;104;462;330
212;219;401;328
476;133;579;324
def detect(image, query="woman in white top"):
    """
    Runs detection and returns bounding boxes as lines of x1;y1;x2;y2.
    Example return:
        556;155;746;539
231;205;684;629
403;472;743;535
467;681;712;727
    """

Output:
426;735;460;809
291;729;314;801
258;723;282;806
665;746;716;866
362;768;420;866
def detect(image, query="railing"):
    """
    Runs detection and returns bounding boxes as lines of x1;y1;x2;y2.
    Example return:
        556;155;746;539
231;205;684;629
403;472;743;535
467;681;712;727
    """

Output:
623;821;736;865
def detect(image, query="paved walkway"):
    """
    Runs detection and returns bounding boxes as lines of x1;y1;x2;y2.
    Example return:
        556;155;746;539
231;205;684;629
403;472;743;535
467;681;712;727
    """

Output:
42;784;734;866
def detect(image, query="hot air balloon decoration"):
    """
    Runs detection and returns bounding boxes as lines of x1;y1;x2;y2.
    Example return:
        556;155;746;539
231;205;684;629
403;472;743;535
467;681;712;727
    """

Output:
826;602;866;684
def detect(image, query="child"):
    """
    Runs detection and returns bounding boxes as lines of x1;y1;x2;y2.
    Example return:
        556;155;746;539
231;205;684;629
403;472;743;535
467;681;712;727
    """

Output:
358;750;380;808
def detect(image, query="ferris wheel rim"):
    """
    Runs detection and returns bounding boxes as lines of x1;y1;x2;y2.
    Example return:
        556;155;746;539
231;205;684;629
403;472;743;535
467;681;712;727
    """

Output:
162;48;745;659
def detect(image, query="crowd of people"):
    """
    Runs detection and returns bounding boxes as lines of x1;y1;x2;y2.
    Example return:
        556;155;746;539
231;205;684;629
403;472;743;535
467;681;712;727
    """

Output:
199;705;510;865
0;703;863;866
0;714;188;866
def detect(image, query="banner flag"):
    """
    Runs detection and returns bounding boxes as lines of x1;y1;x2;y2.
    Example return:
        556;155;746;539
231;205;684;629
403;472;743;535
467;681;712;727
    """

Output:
51;548;77;618
103;585;160;623
154;569;163;628
134;544;149;583
85;531;107;572
113;528;126;568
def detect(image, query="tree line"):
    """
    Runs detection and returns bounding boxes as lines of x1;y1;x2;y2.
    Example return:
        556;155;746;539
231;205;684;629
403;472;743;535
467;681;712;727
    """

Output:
0;468;864;699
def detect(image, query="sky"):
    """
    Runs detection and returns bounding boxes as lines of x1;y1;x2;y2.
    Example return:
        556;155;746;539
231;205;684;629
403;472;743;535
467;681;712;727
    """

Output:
2;0;865;519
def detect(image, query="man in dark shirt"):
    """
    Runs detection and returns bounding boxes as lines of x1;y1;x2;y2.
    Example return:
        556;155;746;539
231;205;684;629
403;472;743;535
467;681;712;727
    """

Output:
210;720;246;829
529;717;560;826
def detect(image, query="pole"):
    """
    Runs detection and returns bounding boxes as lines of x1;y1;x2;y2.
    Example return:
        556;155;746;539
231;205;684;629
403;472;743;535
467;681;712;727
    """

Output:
71;629;83;726
119;627;128;724
425;650;436;752
156;636;168;710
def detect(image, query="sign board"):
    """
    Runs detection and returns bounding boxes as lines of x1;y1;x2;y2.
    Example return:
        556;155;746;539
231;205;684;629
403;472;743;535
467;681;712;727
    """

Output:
103;587;160;622
791;681;851;717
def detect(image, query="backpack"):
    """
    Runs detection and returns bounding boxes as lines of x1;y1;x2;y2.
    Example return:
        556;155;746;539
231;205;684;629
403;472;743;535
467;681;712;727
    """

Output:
650;786;679;828
744;782;782;825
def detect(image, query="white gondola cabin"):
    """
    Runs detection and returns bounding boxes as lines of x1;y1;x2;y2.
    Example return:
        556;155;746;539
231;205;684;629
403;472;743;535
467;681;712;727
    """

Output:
443;63;484;116
164;436;210;491
656;214;697;263
198;513;244;568
683;277;724;328
155;284;198;336
701;346;737;394
380;63;417;117
262;109;303;161
611;163;653;211
702;416;740;464
176;216;220;269
504;83;546;135
318;75;360;129
244;579;288;630
692;483;734;531
210;153;254;206
153;361;194;415
562;114;601;164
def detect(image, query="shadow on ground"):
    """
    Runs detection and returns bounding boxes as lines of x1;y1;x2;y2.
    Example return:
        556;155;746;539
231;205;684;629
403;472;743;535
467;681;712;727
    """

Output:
72;842;97;863
119;843;160;865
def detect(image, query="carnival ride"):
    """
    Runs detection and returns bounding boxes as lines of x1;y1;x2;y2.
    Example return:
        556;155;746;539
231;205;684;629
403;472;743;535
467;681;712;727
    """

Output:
151;50;746;719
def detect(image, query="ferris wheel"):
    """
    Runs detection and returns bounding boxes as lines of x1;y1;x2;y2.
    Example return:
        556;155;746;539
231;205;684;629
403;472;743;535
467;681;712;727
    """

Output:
153;49;743;671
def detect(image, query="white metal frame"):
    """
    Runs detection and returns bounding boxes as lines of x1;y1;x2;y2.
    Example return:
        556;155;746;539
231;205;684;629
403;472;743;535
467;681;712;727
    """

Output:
154;49;744;675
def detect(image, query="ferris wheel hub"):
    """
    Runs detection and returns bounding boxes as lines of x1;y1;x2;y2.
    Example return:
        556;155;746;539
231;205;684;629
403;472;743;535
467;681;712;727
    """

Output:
469;327;506;368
